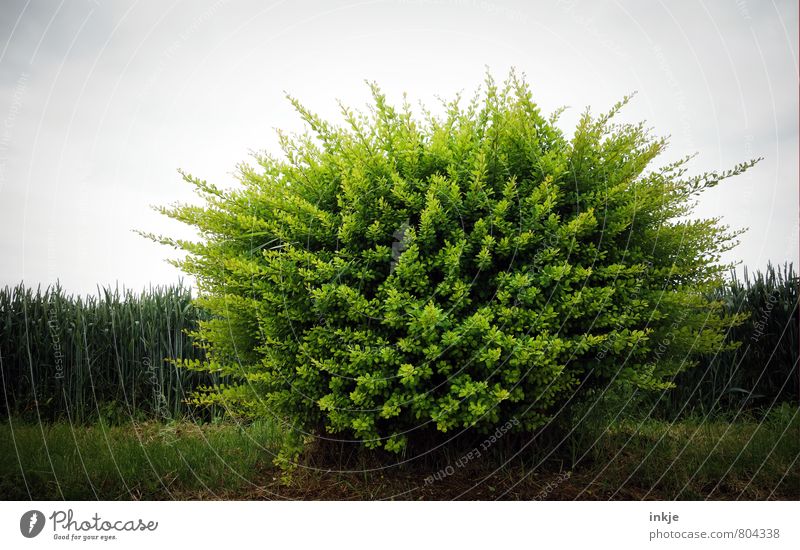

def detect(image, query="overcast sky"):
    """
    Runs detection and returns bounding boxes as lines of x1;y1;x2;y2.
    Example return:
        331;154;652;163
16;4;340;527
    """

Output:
0;0;797;295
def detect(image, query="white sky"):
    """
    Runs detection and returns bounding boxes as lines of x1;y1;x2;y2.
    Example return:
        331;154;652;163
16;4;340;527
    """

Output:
0;0;797;295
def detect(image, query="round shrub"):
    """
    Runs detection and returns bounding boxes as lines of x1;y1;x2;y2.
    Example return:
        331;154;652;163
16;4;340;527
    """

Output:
151;72;755;466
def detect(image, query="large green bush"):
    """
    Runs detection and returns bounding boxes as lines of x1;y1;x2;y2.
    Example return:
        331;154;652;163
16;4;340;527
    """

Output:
150;72;756;466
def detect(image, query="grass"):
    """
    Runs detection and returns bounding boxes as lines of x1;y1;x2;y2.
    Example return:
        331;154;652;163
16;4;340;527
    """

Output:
0;418;281;500
2;406;796;500
572;404;800;500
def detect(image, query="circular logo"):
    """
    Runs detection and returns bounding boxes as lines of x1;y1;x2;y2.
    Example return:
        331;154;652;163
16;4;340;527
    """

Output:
20;510;45;538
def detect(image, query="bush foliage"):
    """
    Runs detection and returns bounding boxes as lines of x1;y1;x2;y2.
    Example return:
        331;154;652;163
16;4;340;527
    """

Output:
151;72;757;466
